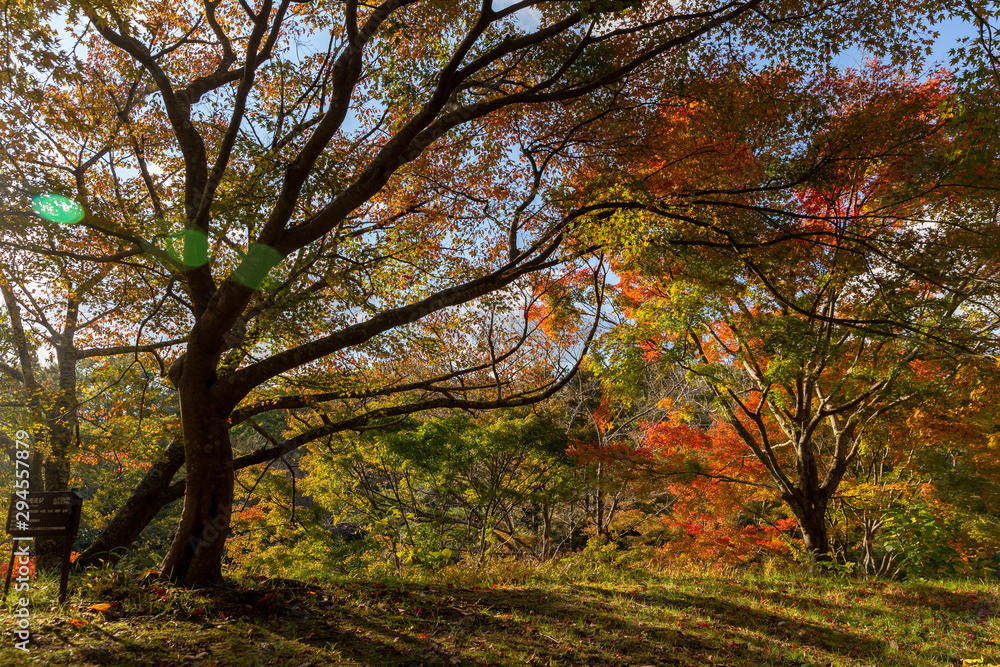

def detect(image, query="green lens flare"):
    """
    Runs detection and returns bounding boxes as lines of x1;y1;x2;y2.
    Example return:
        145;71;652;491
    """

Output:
232;244;283;290
161;229;210;267
181;229;210;267
31;194;84;224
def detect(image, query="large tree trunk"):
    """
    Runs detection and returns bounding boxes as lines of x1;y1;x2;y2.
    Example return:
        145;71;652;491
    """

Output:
76;435;305;568
159;362;234;586
784;490;831;573
786;437;833;572
75;438;186;569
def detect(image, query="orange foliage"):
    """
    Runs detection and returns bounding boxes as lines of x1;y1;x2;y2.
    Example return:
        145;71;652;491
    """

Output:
0;555;35;580
641;418;712;454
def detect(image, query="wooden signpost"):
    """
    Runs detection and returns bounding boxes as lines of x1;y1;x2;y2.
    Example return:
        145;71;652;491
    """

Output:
4;491;83;603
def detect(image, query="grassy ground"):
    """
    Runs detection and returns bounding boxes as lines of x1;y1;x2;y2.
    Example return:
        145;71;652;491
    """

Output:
0;559;997;666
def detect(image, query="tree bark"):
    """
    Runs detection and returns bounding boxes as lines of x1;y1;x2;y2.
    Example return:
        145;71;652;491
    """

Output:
159;364;234;586
76;423;346;570
784;490;832;573
37;343;79;571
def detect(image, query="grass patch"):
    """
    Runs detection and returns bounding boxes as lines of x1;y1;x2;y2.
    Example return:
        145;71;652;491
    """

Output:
0;560;996;666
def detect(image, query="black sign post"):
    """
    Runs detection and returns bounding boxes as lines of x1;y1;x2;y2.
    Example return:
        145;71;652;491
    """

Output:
4;491;83;604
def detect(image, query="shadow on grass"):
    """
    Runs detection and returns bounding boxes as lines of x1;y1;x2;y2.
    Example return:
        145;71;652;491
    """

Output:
286;580;887;666
880;585;996;616
563;583;888;663
15;576;990;666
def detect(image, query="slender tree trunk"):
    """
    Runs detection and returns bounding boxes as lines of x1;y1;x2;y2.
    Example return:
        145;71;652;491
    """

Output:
596;461;606;536
542;502;552;560
27;440;44;495
159;355;234;586
45;343;77;492
37;344;78;570
1;284;45;495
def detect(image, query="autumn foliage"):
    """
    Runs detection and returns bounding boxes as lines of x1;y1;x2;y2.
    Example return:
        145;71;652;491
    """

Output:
2;2;1000;587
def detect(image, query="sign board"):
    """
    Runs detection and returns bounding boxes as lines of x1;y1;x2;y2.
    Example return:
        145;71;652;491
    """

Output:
6;491;83;537
4;491;84;604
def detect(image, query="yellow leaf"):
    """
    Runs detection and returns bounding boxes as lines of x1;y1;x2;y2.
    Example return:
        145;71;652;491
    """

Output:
90;603;112;612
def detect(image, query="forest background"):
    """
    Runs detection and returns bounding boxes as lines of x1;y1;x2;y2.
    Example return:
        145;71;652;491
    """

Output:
2;0;1000;604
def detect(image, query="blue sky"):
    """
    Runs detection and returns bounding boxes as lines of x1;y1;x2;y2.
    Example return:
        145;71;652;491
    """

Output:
833;16;980;74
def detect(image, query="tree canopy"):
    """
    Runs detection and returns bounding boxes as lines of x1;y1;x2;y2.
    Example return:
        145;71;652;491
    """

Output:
1;0;999;586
